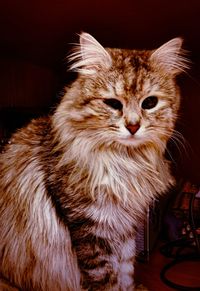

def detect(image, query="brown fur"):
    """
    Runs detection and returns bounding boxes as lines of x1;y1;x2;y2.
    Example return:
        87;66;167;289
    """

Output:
0;33;188;290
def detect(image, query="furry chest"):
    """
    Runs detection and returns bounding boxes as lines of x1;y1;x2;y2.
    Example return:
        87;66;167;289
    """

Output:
85;199;136;238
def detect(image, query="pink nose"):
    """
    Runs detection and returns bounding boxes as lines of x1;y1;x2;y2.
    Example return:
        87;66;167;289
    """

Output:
126;123;140;135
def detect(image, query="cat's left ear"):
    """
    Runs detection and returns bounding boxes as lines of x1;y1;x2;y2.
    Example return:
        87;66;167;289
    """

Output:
151;38;189;74
69;32;112;74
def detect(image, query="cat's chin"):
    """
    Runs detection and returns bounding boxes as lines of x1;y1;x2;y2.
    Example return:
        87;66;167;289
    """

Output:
117;136;143;147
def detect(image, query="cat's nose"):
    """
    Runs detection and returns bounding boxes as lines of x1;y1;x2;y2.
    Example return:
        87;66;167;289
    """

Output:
126;123;140;135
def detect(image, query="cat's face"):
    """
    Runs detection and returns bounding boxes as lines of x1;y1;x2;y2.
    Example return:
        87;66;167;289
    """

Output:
68;52;179;150
56;33;188;152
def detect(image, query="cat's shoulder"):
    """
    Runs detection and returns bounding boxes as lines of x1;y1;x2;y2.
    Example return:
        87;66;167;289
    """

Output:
14;115;51;140
21;115;51;135
2;116;52;153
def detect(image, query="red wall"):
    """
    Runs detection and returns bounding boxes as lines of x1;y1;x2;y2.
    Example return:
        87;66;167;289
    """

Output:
0;58;57;109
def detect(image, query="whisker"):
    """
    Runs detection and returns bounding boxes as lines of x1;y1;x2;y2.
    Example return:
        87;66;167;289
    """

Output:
170;130;192;158
154;127;192;162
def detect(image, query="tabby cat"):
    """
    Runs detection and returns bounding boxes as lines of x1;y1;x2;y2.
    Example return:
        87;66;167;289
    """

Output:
0;32;188;290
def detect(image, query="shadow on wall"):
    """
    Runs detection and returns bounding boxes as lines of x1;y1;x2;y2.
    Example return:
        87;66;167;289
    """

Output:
0;58;57;109
169;62;200;184
0;57;58;136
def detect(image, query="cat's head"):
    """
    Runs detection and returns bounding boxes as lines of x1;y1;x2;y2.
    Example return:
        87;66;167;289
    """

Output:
55;33;189;153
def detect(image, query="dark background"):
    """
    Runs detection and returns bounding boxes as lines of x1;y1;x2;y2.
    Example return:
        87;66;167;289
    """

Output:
0;0;200;183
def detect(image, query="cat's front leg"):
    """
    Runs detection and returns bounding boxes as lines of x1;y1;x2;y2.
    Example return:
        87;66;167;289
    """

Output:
135;284;150;291
74;234;118;290
73;233;136;290
117;237;136;291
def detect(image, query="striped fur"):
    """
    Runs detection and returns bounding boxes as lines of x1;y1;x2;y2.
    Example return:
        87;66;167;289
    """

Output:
0;33;187;290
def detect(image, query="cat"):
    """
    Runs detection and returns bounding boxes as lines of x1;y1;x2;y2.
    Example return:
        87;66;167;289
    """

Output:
0;32;188;290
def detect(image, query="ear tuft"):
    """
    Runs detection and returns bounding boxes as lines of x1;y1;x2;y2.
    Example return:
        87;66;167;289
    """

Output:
68;32;112;75
151;38;190;74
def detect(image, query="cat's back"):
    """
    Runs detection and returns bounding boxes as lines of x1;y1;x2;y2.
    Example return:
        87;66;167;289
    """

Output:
1;115;52;171
0;115;53;242
0;116;51;203
0;116;81;290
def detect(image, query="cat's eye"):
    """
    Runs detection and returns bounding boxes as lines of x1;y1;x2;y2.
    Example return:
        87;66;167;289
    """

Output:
141;96;158;110
103;98;123;110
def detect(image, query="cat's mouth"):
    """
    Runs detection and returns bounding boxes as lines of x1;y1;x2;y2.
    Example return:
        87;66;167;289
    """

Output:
117;135;142;147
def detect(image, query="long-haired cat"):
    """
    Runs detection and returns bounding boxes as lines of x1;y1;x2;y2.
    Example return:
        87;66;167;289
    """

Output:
0;33;188;290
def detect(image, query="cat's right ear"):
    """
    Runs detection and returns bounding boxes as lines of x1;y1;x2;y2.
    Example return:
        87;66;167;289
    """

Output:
68;32;112;75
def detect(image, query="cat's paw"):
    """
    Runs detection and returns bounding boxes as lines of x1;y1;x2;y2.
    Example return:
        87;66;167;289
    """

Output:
0;278;19;291
135;284;150;291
